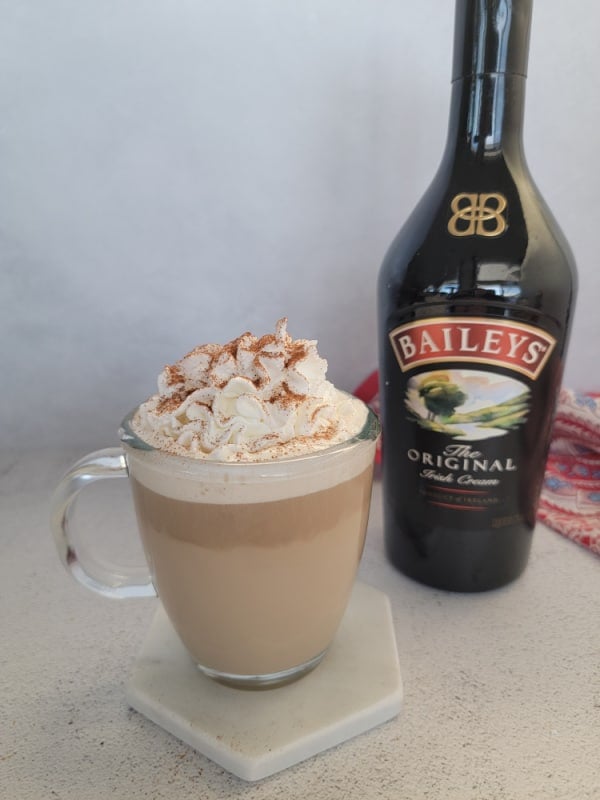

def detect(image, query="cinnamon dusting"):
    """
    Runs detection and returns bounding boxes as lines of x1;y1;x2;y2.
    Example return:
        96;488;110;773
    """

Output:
273;382;307;408
285;341;309;369
156;391;189;414
163;364;185;387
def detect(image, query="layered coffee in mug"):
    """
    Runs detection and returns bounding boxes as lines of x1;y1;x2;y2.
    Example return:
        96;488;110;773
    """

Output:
51;320;380;688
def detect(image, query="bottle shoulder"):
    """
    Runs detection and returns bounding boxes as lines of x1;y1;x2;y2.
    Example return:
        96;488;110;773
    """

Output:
377;153;577;323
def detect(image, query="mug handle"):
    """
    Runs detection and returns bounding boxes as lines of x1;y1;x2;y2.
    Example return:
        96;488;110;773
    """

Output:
50;447;157;599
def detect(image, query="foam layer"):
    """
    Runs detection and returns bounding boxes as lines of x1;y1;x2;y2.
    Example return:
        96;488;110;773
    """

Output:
124;431;376;504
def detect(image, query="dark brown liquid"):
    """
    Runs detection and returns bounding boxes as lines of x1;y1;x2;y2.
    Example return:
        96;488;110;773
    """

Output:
130;466;373;675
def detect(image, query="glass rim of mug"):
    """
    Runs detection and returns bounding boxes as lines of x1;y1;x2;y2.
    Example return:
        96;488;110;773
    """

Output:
118;394;380;467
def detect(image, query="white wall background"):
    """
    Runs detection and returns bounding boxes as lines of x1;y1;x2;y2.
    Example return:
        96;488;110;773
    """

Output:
2;0;598;451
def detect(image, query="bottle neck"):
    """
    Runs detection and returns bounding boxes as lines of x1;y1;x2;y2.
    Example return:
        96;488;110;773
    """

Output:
445;0;532;162
444;72;526;160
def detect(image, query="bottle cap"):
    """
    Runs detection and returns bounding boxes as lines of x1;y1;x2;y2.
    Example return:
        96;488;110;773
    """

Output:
452;0;533;81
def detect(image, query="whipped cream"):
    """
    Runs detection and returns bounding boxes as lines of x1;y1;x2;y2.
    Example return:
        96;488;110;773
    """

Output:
131;319;368;461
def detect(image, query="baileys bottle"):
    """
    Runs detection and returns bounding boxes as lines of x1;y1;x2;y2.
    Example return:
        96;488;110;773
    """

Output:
377;0;577;591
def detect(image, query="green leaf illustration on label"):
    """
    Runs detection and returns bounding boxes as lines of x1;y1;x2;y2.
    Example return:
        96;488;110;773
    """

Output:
405;370;531;441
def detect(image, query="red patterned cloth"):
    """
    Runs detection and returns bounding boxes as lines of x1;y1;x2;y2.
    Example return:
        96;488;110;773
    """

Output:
355;373;600;556
354;371;382;464
538;389;600;556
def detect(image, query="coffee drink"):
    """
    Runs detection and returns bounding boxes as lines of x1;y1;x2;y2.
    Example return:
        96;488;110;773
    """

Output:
128;459;374;677
52;319;379;687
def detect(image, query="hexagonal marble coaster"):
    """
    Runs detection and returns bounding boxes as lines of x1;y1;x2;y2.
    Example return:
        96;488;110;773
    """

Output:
125;581;403;782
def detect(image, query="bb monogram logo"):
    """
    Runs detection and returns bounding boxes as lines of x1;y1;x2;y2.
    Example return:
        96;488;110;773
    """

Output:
447;192;508;237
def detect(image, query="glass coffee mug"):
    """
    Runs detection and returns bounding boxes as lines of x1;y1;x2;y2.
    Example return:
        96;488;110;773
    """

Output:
51;405;380;688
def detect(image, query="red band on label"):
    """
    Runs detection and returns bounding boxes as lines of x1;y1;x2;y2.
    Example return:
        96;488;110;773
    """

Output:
389;317;556;380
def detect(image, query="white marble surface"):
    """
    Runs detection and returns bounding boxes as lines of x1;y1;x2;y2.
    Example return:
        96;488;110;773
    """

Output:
126;583;402;782
2;448;600;799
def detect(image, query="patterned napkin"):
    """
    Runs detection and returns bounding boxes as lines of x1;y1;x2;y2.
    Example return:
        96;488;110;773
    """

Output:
355;373;600;556
538;390;600;556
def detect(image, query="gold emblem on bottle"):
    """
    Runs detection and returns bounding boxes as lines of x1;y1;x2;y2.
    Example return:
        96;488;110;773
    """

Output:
447;192;508;237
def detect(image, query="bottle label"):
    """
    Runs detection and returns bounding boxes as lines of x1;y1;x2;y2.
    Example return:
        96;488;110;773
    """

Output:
387;315;558;524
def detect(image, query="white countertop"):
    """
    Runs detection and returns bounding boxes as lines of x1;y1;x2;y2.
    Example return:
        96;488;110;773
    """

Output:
2;448;599;799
